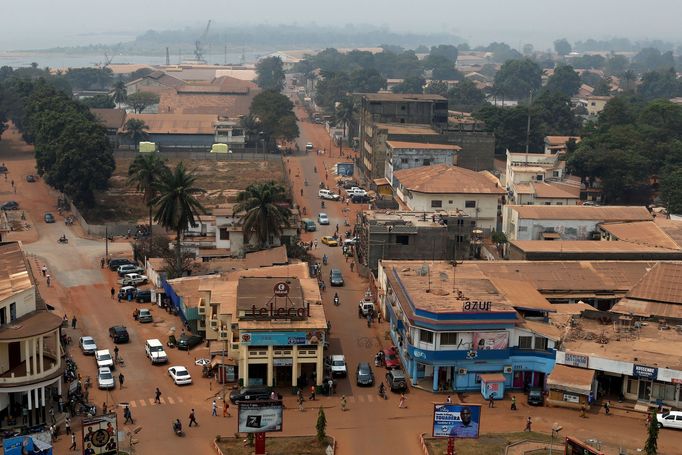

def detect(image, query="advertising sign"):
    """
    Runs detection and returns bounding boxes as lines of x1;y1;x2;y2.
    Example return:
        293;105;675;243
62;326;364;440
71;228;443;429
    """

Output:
432;404;481;438
3;436;33;455
633;364;657;380
564;353;589;369
336;162;354;177
240;330;325;346
473;332;509;350
238;401;283;433
82;414;118;455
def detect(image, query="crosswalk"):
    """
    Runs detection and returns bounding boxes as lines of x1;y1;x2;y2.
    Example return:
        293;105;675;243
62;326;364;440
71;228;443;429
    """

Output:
125;396;184;408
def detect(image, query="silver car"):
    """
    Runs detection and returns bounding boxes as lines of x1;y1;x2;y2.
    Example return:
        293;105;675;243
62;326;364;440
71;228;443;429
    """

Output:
79;336;97;355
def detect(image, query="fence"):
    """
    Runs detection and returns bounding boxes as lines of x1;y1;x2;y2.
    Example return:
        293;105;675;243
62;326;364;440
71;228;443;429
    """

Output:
114;150;282;161
68;200;166;238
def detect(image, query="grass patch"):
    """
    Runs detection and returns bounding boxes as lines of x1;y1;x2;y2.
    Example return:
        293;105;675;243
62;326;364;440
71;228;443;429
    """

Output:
424;432;553;455
215;435;333;455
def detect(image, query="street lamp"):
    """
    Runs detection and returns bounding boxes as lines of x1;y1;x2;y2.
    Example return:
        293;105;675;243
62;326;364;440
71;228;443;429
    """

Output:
549;423;562;455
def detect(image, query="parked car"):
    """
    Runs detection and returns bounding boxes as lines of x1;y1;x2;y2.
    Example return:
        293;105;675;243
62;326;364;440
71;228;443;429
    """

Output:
318;213;329;225
95;349;114;369
305;142;313;150
137;308;153;323
341;180;358;190
117;264;144;277
109;325;129;344
79;336;97;355
386;369;408;392
0;201;19;211
25;175;36;183
0;165;8;173
318;189;340;201
657;411;682;429
145;339;168;364
329;268;344;286
346;187;367;197
229;386;275;404
527;388;544;406
120;273;148;286
97;367;115;390
168;366;192;385
135;290;152;303
356;362;374;386
109;258;134;272
321;236;338;247
351;194;371;204
301;218;317;232
177;334;203;350
383;346;400;369
358;299;376;317
43;212;54;222
326;355;347;377
118;286;137;300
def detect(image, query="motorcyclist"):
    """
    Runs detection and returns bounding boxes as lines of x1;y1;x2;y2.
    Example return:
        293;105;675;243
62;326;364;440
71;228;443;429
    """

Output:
321;201;325;208
379;382;386;398
323;254;328;265
333;292;339;305
59;234;67;242
173;419;182;434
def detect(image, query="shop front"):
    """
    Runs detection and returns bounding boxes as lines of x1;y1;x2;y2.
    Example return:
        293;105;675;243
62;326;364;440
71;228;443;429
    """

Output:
546;364;595;409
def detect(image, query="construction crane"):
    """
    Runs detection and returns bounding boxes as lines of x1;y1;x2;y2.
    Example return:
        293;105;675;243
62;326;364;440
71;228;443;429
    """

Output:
193;20;212;63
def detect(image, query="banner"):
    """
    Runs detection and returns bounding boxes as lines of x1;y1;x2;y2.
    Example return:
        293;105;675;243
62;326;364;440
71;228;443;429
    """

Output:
473;332;509;350
238;401;283;433
82;414;118;455
432;404;481;438
240;331;324;346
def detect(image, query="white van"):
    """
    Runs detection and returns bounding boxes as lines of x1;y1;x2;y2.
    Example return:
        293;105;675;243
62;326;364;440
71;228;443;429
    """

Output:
319;189;340;200
145;339;168;364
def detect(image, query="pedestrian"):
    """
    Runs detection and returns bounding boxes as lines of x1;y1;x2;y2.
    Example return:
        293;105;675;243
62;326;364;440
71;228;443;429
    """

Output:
446;395;452;404
49;408;56;424
110;287;115;299
580;404;587;418
114;346;119;363
101;258;105;269
223;401;231;417
10;179;13;187
378;312;382;323
189;409;198;427
118;373;124;388
340;395;348;411
300;188;303;197
328;378;334;396
69;433;77;451
298;395;304;411
604;400;610;415
309;385;316;401
70;315;76;328
65;417;71;435
46;274;51;287
123;405;133;424
350;262;354;272
524;416;532;432
488;393;495;408
646;412;652;427
41;265;47;276
211;400;217;416
154;388;162;404
102;402;108;414
588;392;593;406
335;223;339;233
511;395;517;411
313;240;318;248
398;393;407;408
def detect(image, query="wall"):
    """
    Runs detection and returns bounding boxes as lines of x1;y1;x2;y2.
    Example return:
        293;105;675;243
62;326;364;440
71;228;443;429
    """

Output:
385;147;456;186
399;192;499;231
0;287;36;321
114;150;281;161
443;131;495;172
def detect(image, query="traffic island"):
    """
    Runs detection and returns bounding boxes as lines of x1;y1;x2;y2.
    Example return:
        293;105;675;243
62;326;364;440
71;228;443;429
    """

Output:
214;435;335;455
422;432;553;455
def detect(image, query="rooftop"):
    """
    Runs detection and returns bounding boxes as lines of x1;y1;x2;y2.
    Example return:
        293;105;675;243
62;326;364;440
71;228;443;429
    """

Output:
532;182;581;199
0;242;33;302
123;113;217;135
547;364;594;393
374;122;439;136
509;205;652;221
386;141;461;151
244;246;289;269
600;221;680;251
90;108;126;130
394;164;504;195
362;93;447;102
545;136;581;146
510;240;682;254
361;209;467;229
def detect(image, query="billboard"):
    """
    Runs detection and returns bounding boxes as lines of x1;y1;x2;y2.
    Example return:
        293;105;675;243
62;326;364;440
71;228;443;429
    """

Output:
432;404;481;438
238;401;283;433
473;332;509;350
82;414;118;455
240;331;325;346
336;162;354;177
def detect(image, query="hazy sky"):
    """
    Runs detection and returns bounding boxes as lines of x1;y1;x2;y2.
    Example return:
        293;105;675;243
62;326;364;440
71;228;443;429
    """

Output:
2;0;681;50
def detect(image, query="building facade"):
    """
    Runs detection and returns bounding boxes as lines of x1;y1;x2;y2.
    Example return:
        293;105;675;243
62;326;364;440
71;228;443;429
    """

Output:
384;141;460;186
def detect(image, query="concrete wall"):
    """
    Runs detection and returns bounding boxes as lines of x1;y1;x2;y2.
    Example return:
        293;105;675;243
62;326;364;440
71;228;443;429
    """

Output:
114;150;281;161
396;191;499;231
443;131;495;172
385;147;456;186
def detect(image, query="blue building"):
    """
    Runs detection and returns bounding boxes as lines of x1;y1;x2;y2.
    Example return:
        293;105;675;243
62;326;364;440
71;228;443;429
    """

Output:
377;260;559;395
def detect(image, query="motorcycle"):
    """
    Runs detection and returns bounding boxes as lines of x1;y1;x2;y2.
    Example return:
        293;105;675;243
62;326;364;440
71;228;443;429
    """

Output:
378;384;387;400
173;421;184;437
333;296;340;306
58;236;68;244
322;255;328;265
321;201;325;209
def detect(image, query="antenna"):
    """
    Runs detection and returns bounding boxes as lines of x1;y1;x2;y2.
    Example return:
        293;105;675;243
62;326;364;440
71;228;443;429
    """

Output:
165;47;170;66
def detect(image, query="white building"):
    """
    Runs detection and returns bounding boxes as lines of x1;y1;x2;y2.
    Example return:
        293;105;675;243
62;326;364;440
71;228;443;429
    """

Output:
392;164;504;233
384;141;460;186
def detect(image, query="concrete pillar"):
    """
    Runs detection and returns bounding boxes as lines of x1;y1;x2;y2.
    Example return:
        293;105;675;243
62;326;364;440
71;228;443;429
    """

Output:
24;340;31;376
32;338;38;376
240;345;249;386
291;346;299;388
411;360;418;386
27;388;32;410
433;366;440;392
266;346;274;387
316;345;324;386
39;337;44;373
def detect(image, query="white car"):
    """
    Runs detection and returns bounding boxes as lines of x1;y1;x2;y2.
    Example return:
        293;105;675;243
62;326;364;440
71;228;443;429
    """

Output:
95;349;114;369
168;366;192;385
328;355;347;377
120;273;148;286
319;189;340;201
306;142;313;150
79;336;97;355
97;367;115;389
117;264;143;277
346;187;368;197
318;213;330;225
657;410;682;429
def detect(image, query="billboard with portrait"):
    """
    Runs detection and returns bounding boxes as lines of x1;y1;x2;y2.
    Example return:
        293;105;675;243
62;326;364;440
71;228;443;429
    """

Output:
238;401;283;433
82;414;118;455
473;332;509;350
432;404;481;438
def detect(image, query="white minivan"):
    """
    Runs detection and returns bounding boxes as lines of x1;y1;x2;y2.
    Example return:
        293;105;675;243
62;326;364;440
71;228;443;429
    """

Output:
145;339;168;364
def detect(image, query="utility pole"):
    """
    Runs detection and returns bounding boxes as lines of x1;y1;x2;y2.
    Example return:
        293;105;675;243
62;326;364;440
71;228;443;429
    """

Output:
525;89;534;154
165;47;170;66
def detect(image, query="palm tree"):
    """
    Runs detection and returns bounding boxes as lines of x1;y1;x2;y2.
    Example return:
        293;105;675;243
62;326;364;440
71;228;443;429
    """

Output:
151;162;206;272
123;118;149;151
113;80;127;108
621;70;637;92
335;97;355;142
240;114;261;147
127;154;169;250
234;182;291;249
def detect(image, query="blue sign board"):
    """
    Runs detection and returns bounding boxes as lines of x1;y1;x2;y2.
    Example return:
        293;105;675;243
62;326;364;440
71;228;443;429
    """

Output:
433;404;481;438
240;331;324;346
633;364;657;379
336;162;354;177
4;436;33;455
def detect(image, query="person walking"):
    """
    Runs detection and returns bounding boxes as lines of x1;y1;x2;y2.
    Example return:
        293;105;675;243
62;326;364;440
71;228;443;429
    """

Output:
110;287;115;299
113;346;119;364
102;402;108;414
580;404;587;418
154;388;162;404
511;396;517;411
328;378;334;396
298;394;304;411
123;405;133;424
69;433;77;451
71;315;76;328
524;416;532;432
340;395;348;411
49;408;56;424
604;400;611;415
309;385;316;401
350;262;354;272
41;265;47;277
101;258;105;269
65;417;71;435
446;395;452;404
488;393;495;408
398;393;407;408
223;401;231;417
212;400;217;416
46;275;51;287
118;373;125;389
189;409;198;427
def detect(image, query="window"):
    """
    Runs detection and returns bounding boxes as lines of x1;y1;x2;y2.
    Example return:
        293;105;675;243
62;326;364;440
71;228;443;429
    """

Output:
423;159;431;166
448;200;453;204
465;200;476;208
440;332;458;345
518;226;528;232
401;158;409;164
9;303;16;321
553;171;560;178
232;128;244;137
536;175;543;181
534;337;548;350
431;200;443;208
0;307;5;325
219;228;230;240
419;330;434;344
627;378;638;394
556;202;563;205
395;235;409;245
518;336;533;349
545;202;552;205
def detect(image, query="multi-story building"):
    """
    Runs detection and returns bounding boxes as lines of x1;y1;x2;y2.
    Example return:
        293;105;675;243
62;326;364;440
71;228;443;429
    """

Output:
0;242;63;428
384;141;460;186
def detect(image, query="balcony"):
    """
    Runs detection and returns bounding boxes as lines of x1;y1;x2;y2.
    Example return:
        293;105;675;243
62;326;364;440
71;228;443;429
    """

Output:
0;352;63;386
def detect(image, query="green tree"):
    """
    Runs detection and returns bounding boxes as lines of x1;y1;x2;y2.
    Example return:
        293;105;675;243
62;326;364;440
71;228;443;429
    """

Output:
531;91;581;135
152;162;206;276
484;42;522;63
493;59;542;100
127;154;169;247
621;70;637;92
424;80;449;97
127;91;160;113
644;410;659;455
314;72;350;110
249;90;299;147
240;114;261;146
632;48;675;73
661;168;682;215
316;407;327;443
392;76;425;94
234;181;291;248
334;97;355;141
447;79;486;110
545;65;581;96
80;94;115;109
554;38;572;56
255;56;285;92
638;68;682;100
423;54;463;80
348;69;386;93
604;55;629;76
64;67;113;91
593;77;612;96
429;44;459;62
123;118;150;150
112;80;127;108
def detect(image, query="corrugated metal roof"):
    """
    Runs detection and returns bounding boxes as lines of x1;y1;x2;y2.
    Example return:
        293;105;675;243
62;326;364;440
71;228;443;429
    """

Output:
547;364;594;394
510;205;652;221
623;262;682;304
394;164;504;194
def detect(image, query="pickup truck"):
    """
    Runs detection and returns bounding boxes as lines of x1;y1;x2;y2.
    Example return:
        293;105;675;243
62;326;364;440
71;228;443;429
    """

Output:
120;273;148;286
319;189;341;201
346;187;368;197
326;355;348;377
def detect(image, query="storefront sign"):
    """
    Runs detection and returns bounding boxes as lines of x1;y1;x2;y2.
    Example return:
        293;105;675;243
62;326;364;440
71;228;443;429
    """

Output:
238;401;283;433
473;332;509;350
248;301;310;319
241;331;324;346
273;282;290;297
563;393;580;403
462;301;492;312
633;364;657;379
564;353;589;369
273;358;293;367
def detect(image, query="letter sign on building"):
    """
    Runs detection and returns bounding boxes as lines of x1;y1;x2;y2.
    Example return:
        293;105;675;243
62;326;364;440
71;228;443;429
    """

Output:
273;282;290;297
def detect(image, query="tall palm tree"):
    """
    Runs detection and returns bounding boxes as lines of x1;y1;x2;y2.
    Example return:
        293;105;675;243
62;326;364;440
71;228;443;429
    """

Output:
234;182;291;249
240;114;261;147
335;96;355;142
123;118;149;151
152;162;206;271
127;154;169;250
113;80;127;108
621;70;637;92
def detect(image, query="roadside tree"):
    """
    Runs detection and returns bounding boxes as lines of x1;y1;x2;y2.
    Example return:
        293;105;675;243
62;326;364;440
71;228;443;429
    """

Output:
493;59;542;101
249;90;299;148
392;76;425;94
123;118;150;150
255;56;285;92
234;181;291;249
112;80;127;108
127;154;169;248
127;91;160;113
553;38;572;56
545;65;581;97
